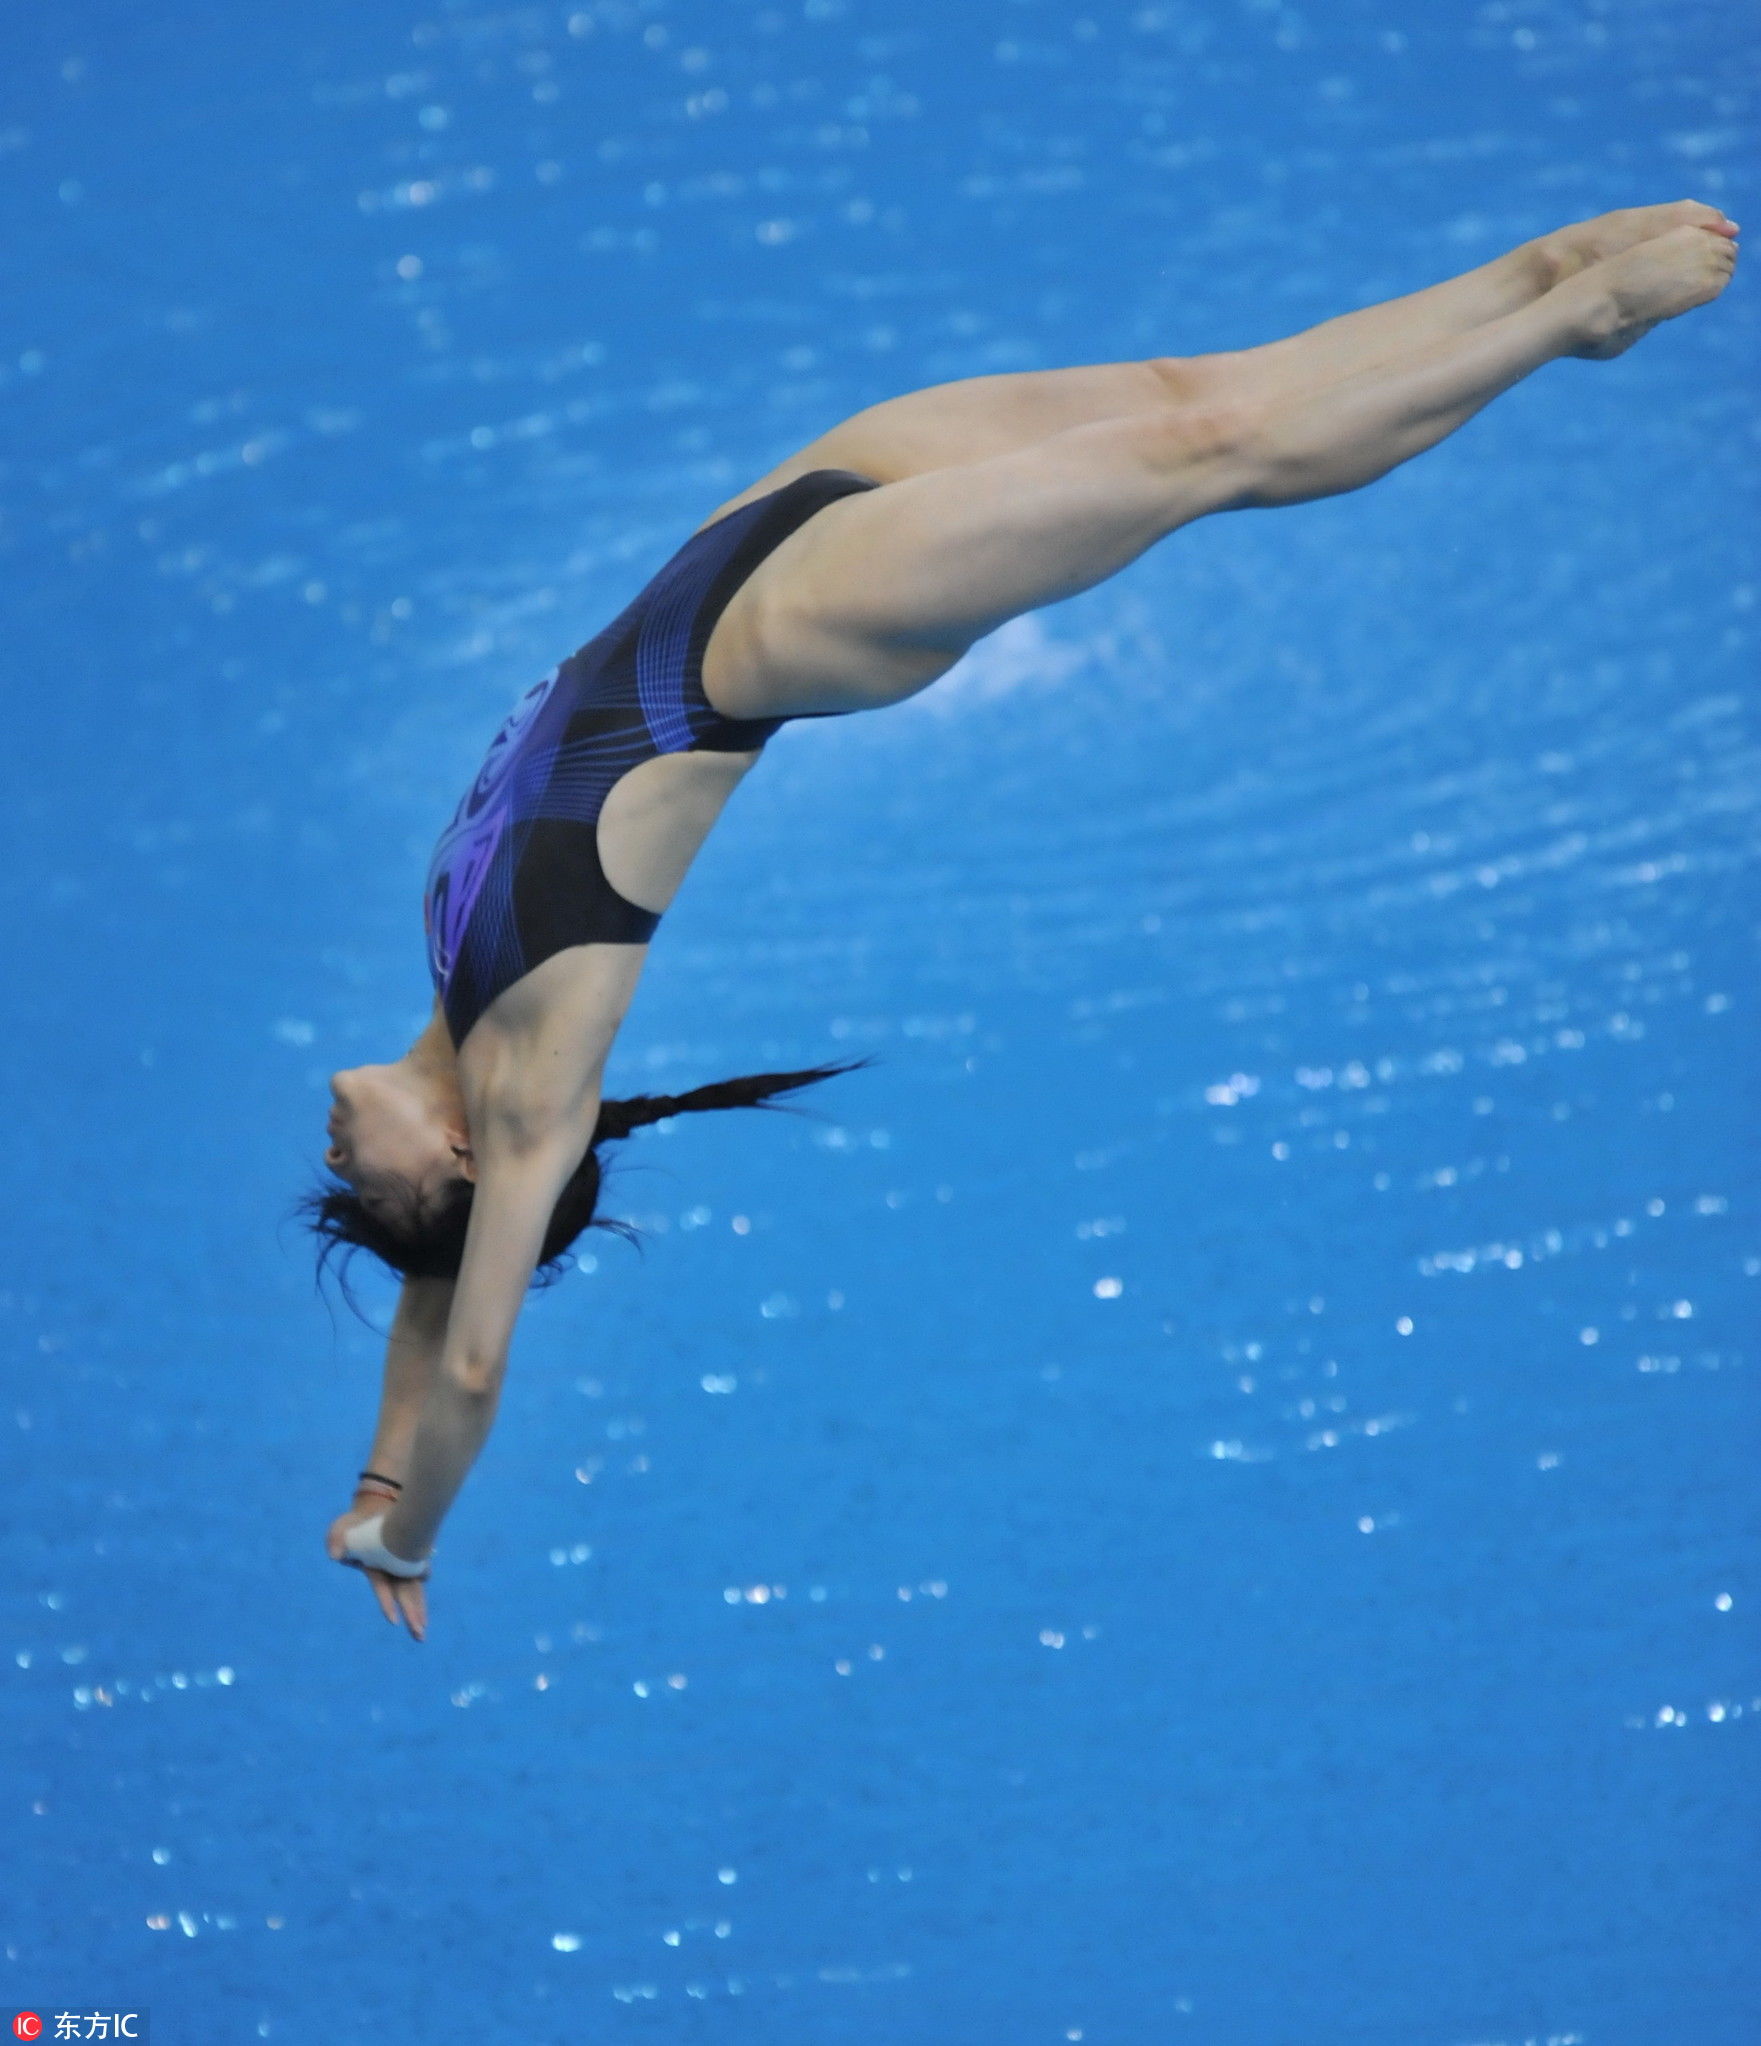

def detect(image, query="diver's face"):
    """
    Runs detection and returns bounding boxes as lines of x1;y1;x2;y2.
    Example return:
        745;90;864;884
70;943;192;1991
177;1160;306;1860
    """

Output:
325;1064;463;1200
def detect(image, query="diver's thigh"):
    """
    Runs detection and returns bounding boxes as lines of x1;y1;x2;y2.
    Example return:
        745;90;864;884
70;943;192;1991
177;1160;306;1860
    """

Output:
703;405;1256;720
695;361;1180;530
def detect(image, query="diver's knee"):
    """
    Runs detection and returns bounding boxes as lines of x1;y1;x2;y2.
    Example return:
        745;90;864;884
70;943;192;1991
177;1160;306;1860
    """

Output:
1145;349;1265;411
1135;394;1270;499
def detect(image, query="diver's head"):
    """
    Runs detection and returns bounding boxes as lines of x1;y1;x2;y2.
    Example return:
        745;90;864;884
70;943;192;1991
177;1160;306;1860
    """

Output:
302;1060;866;1295
323;1060;473;1202
306;1058;477;1286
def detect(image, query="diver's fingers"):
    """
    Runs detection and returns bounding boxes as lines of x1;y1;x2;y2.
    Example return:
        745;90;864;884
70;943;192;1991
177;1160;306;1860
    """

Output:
365;1569;401;1626
395;1578;428;1642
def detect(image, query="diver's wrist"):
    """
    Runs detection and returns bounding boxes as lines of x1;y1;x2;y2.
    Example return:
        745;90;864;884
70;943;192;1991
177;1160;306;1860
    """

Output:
341;1512;431;1579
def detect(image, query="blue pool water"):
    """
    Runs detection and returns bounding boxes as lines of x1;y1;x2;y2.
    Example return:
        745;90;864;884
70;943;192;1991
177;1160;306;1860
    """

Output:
3;2;1755;2040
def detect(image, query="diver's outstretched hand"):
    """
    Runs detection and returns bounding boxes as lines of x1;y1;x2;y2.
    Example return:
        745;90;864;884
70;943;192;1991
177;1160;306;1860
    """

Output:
326;1503;430;1640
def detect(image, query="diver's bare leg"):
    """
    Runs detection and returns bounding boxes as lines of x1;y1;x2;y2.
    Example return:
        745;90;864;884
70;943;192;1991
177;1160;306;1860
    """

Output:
707;226;1737;717
710;201;1734;515
1178;199;1735;405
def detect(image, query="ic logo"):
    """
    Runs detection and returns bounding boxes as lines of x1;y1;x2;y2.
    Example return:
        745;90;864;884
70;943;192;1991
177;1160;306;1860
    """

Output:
12;2016;44;2042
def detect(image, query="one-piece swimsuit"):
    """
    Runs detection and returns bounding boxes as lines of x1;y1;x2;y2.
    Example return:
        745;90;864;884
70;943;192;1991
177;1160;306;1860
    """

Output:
423;468;878;1047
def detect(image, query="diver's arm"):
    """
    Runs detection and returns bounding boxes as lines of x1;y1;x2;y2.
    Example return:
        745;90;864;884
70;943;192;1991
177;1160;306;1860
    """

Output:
377;1117;596;1563
355;1275;455;1491
374;955;638;1565
333;948;639;1603
323;1276;454;1631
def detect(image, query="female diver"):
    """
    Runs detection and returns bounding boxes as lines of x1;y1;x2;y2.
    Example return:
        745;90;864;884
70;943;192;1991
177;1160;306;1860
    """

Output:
315;202;1736;1636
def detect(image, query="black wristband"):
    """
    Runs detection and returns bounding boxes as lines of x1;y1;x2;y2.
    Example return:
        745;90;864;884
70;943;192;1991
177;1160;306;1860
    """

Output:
358;1469;403;1491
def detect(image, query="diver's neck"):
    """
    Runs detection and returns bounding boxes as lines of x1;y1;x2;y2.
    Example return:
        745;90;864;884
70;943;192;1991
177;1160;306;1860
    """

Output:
402;1002;463;1098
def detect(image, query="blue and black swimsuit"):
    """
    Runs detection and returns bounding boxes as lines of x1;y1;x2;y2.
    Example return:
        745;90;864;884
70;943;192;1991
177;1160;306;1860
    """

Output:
424;468;877;1047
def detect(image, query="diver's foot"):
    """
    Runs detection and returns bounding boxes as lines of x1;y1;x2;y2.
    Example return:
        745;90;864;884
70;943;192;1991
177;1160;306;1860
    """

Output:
1537;199;1738;288
1566;221;1740;358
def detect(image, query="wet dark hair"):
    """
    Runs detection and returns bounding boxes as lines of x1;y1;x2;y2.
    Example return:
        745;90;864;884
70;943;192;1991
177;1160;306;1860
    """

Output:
302;1061;864;1295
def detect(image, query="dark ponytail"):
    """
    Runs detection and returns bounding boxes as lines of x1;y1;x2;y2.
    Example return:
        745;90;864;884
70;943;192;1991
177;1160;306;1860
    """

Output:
593;1063;863;1143
303;1060;865;1297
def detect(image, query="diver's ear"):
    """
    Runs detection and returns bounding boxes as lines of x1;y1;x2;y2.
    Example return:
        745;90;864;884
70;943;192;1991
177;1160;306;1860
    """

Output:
449;1141;477;1184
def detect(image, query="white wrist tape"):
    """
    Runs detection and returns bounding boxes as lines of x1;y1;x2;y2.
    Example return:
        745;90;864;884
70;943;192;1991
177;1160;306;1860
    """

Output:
342;1513;431;1580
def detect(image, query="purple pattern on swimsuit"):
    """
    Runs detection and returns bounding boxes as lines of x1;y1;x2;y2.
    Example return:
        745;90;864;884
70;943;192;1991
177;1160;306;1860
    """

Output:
423;671;560;991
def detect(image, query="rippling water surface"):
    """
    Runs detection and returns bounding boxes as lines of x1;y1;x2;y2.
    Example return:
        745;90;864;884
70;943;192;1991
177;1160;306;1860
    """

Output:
2;2;1755;2040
